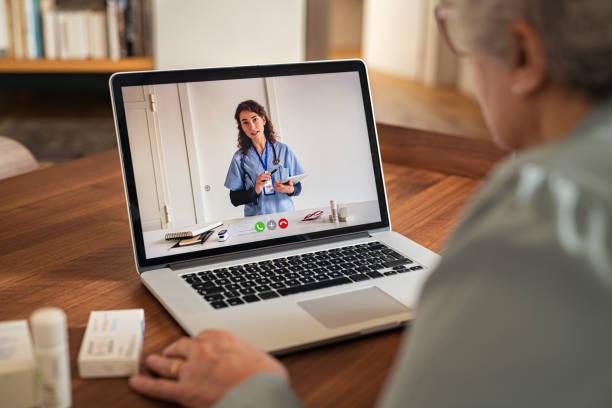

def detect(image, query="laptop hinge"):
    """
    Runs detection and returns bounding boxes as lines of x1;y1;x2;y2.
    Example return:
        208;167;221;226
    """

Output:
168;231;370;271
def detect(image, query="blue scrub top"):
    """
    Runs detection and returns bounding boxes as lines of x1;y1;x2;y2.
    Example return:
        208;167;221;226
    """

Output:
224;141;305;217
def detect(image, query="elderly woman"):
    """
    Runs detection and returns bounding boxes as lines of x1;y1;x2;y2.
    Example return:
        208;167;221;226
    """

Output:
129;0;612;406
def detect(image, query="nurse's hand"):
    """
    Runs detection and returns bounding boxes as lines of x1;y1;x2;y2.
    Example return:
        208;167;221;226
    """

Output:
254;172;271;194
274;180;294;194
129;330;289;408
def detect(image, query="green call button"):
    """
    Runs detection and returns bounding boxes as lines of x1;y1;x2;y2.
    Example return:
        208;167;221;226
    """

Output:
254;221;265;232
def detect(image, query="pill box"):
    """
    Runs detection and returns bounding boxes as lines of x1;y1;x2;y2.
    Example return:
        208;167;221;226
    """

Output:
77;309;145;378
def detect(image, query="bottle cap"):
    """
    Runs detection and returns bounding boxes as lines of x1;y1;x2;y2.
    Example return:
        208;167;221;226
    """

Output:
30;307;67;348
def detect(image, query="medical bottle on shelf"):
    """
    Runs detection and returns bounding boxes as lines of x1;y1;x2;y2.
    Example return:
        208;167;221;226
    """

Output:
30;307;72;408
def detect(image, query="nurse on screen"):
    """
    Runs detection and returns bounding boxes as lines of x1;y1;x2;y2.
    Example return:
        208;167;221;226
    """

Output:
224;100;305;217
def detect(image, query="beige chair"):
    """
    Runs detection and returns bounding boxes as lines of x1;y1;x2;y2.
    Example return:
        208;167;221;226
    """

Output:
0;136;39;180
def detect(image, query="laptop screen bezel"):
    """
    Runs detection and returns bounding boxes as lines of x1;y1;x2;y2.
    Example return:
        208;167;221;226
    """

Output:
110;60;390;269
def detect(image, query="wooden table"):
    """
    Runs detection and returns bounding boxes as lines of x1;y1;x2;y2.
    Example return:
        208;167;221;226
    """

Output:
0;147;483;407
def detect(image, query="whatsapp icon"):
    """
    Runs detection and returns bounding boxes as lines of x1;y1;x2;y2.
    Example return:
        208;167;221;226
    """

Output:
254;221;265;232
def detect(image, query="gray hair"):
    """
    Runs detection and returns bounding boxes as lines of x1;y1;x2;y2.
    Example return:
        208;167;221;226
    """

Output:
458;0;612;100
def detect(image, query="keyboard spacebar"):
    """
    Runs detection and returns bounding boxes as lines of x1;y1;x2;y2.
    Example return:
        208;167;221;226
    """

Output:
277;277;352;296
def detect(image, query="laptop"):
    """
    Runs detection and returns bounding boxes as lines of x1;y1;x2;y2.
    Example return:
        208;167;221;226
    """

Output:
109;60;440;354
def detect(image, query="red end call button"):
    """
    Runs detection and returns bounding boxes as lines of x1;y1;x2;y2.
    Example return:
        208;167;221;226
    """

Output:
278;218;289;229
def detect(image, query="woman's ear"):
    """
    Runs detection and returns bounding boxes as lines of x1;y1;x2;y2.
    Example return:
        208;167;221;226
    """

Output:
509;21;548;97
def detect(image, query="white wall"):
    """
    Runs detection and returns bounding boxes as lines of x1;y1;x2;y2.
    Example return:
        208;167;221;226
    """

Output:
271;72;379;209
362;0;429;79
153;0;306;69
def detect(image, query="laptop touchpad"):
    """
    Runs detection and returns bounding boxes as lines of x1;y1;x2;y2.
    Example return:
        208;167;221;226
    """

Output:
297;287;410;329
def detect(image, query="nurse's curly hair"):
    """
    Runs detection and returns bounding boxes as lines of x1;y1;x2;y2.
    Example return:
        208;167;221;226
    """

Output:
234;100;277;154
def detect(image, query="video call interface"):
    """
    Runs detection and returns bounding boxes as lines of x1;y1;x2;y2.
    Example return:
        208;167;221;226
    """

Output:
120;71;383;259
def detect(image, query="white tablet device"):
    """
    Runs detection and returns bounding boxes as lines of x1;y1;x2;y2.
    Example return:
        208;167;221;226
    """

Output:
279;173;308;184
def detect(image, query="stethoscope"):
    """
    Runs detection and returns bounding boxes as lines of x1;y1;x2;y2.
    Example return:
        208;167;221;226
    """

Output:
240;141;280;189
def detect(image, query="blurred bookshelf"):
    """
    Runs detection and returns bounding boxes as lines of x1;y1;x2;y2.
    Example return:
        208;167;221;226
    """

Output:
0;0;152;74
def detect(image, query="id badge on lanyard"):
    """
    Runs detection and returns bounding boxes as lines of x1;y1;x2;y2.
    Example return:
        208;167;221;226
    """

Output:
256;143;276;196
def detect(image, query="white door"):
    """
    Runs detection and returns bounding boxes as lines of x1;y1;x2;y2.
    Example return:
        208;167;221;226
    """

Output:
123;85;168;231
179;78;271;222
152;84;198;228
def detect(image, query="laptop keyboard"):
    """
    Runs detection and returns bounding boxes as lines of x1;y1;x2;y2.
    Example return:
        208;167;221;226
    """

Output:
181;241;424;309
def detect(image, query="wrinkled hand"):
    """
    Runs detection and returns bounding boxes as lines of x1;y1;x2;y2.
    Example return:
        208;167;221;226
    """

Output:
129;330;289;407
274;180;294;194
255;172;271;194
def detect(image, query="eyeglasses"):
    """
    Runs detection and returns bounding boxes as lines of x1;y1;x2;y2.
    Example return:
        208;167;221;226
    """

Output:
434;4;471;57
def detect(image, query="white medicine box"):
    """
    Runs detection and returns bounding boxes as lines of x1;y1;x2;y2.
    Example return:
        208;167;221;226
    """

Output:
78;309;145;378
0;320;37;408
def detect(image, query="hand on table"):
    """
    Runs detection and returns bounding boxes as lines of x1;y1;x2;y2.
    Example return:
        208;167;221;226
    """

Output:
255;172;272;194
274;180;294;194
129;330;289;407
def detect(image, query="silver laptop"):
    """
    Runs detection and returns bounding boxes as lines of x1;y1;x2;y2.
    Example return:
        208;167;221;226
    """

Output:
109;60;439;354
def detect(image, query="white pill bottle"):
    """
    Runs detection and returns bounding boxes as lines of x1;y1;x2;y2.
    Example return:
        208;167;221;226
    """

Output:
30;307;72;408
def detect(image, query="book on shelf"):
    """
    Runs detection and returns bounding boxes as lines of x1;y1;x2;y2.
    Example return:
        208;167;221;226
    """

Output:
0;0;152;61
0;0;8;57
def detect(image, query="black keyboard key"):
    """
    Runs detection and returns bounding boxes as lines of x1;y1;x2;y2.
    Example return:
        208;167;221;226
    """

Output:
226;284;241;291
230;276;246;283
343;268;359;275
278;277;352;296
224;290;241;298
384;271;398;276
270;282;286;289
350;274;370;282
227;297;244;306
382;258;412;268
314;274;330;281
395;267;409;273
254;278;270;285
183;273;195;279
215;278;231;286
328;271;343;279
240;288;256;295
192;281;216;290
204;294;224;301
242;295;260;303
255;285;271;292
384;250;405;259
299;277;315;284
210;301;228;309
241;281;256;288
366;271;384;279
286;279;300;287
259;291;279;300
270;275;286;282
410;265;424;271
202;286;224;295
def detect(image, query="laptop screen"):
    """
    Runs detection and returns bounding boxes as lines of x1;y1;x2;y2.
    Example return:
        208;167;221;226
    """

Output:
111;61;389;268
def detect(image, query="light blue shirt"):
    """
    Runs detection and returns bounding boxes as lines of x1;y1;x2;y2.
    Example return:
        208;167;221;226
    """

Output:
224;141;304;217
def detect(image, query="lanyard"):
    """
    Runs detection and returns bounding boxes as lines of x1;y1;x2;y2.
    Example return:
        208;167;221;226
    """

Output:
253;141;268;172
